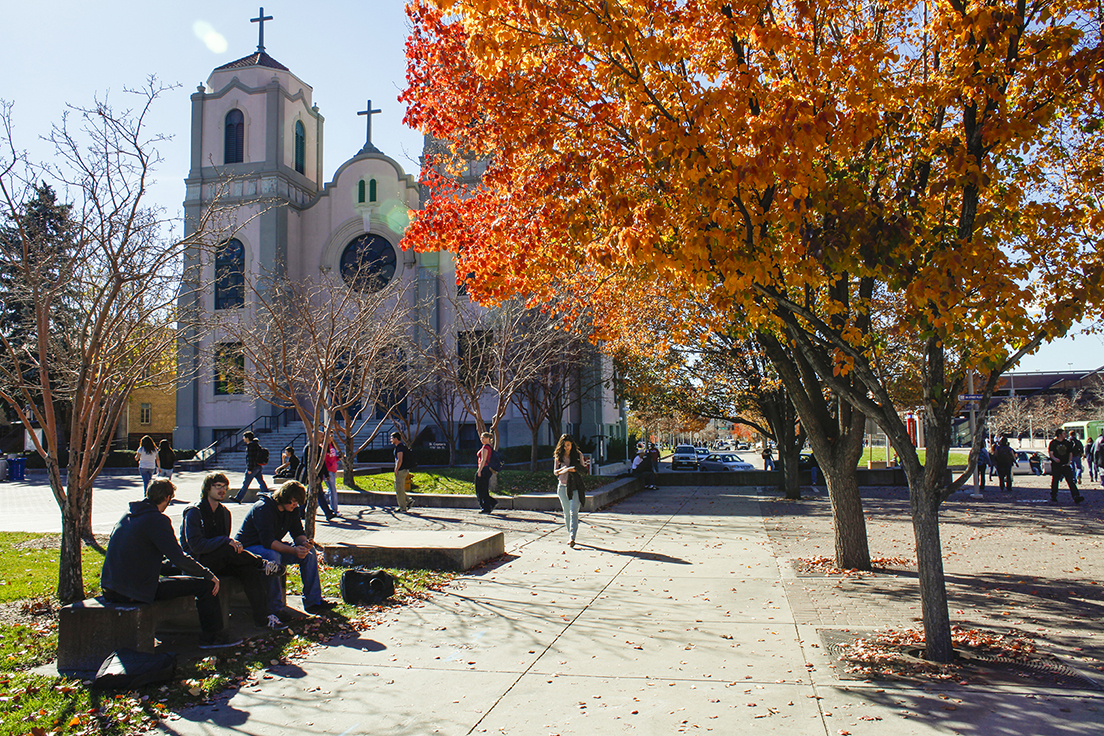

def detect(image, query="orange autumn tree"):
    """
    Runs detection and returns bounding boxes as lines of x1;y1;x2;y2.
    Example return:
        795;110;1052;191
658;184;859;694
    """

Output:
402;0;1104;661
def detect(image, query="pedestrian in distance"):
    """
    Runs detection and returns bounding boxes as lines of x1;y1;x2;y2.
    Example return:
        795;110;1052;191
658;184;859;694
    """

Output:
299;443;336;520
976;441;990;492
761;444;774;471
1070;430;1085;483
157;439;175;480
233;431;269;503
1088;432;1099;482
135;435;159;492
988;439;999;478
1048;428;1084;505
1095;431;1104;487
994;436;1017;493
474;431;499;514
274;446;300;480
324;441;341;515
391;432;415;513
553;433;588;548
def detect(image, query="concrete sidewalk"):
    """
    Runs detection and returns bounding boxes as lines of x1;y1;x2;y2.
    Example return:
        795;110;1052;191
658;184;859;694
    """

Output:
154;483;1104;736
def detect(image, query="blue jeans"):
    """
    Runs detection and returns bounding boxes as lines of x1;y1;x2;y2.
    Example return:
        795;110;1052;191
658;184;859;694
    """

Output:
326;471;339;512
235;467;268;501
557;483;581;542
763;457;774;471
139;468;155;491
245;544;322;610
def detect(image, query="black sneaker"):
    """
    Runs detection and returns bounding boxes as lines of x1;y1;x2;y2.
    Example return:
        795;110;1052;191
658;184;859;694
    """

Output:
1075;496;1085;504
198;632;243;649
305;600;337;614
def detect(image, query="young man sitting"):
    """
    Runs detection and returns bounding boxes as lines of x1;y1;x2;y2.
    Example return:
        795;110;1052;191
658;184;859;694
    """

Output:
101;479;239;649
180;473;288;632
235;481;334;615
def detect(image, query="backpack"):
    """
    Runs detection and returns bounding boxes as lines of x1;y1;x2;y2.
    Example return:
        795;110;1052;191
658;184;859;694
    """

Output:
996;445;1015;465
256;445;270;465
488;448;504;472
340;568;396;605
93;649;176;689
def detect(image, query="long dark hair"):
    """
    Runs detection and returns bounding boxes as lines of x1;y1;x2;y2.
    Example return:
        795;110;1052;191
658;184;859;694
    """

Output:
554;434;581;466
140;435;156;453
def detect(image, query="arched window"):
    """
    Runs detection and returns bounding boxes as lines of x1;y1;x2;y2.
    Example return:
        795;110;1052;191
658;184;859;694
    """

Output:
358;180;366;204
224;110;244;164
294;120;306;174
214;238;245;310
369;178;377;203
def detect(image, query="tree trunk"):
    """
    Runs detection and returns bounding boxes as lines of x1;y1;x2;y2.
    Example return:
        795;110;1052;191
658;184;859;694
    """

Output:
912;479;952;662
777;427;802;500
530;424;540;472
58;493;85;603
448;442;456;468
822;459;870;569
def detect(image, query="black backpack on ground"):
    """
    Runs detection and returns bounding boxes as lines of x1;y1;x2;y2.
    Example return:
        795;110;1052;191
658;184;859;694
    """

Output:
340;568;396;605
93;649;176;689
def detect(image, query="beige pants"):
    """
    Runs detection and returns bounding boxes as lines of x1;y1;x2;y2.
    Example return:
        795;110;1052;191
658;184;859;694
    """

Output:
394;469;409;510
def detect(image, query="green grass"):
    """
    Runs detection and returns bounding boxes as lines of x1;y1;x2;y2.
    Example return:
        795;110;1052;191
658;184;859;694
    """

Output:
0;533;104;604
858;448;968;469
0;530;453;736
341;467;608;496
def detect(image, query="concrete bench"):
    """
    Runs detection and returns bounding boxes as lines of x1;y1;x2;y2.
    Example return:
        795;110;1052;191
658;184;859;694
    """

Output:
322;530;504;571
57;574;286;673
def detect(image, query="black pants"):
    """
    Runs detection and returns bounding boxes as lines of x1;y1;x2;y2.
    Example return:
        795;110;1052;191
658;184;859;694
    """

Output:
104;576;221;634
1051;464;1082;501
475;467;494;511
977;463;988;491
996;465;1013;493
196;544;271;625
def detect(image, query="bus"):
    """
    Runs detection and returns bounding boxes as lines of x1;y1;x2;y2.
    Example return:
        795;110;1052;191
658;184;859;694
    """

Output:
1061;420;1104;443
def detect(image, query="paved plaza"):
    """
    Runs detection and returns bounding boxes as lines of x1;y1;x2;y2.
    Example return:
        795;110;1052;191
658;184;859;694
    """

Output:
4;465;1104;734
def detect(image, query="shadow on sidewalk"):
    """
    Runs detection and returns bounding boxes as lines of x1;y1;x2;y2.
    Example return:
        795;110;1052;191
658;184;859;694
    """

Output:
574;544;690;565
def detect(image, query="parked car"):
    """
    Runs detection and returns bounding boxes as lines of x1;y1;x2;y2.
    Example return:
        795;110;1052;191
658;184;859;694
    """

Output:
698;453;755;471
671;444;699;470
1012;451;1050;476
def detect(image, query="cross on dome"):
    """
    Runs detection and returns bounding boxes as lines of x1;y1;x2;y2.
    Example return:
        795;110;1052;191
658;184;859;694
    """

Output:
251;7;273;53
357;100;382;153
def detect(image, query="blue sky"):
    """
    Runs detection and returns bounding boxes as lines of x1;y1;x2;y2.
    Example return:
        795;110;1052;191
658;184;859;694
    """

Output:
2;1;1100;373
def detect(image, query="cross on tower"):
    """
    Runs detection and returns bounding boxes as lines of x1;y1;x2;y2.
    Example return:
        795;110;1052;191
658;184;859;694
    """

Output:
358;100;382;149
251;7;273;53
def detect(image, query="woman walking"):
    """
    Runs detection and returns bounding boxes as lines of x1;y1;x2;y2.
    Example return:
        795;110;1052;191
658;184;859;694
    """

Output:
157;439;175;480
135;435;159;491
553;434;588;548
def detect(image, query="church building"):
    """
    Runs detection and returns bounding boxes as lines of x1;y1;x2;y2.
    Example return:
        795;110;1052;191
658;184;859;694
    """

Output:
174;15;625;459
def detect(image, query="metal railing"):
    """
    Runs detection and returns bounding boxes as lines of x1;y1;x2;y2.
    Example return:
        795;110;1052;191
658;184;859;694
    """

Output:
196;407;303;468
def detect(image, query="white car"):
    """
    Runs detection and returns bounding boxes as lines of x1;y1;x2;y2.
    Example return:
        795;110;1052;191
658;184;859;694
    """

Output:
699;453;755;471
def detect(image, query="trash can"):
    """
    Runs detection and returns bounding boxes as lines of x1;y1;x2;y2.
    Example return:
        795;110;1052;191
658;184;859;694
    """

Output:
8;456;26;481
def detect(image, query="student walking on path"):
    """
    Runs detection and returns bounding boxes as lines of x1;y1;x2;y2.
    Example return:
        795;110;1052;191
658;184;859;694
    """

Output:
158;439;176;480
391;432;414;513
474;432;498;514
553;433;588;548
135;435;159;492
234;431;269;503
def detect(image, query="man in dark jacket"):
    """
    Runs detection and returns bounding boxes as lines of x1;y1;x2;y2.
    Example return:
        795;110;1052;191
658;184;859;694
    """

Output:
233;431;268;503
236;481;332;615
180;473;287;631
101;479;238;649
1049;428;1085;505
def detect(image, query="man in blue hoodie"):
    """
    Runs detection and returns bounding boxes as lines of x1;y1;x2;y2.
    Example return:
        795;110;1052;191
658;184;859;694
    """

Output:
101;479;239;649
235;480;333;615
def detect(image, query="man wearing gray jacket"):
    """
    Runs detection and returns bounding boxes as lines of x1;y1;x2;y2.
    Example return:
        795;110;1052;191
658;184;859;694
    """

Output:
180;473;287;631
101;479;237;649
